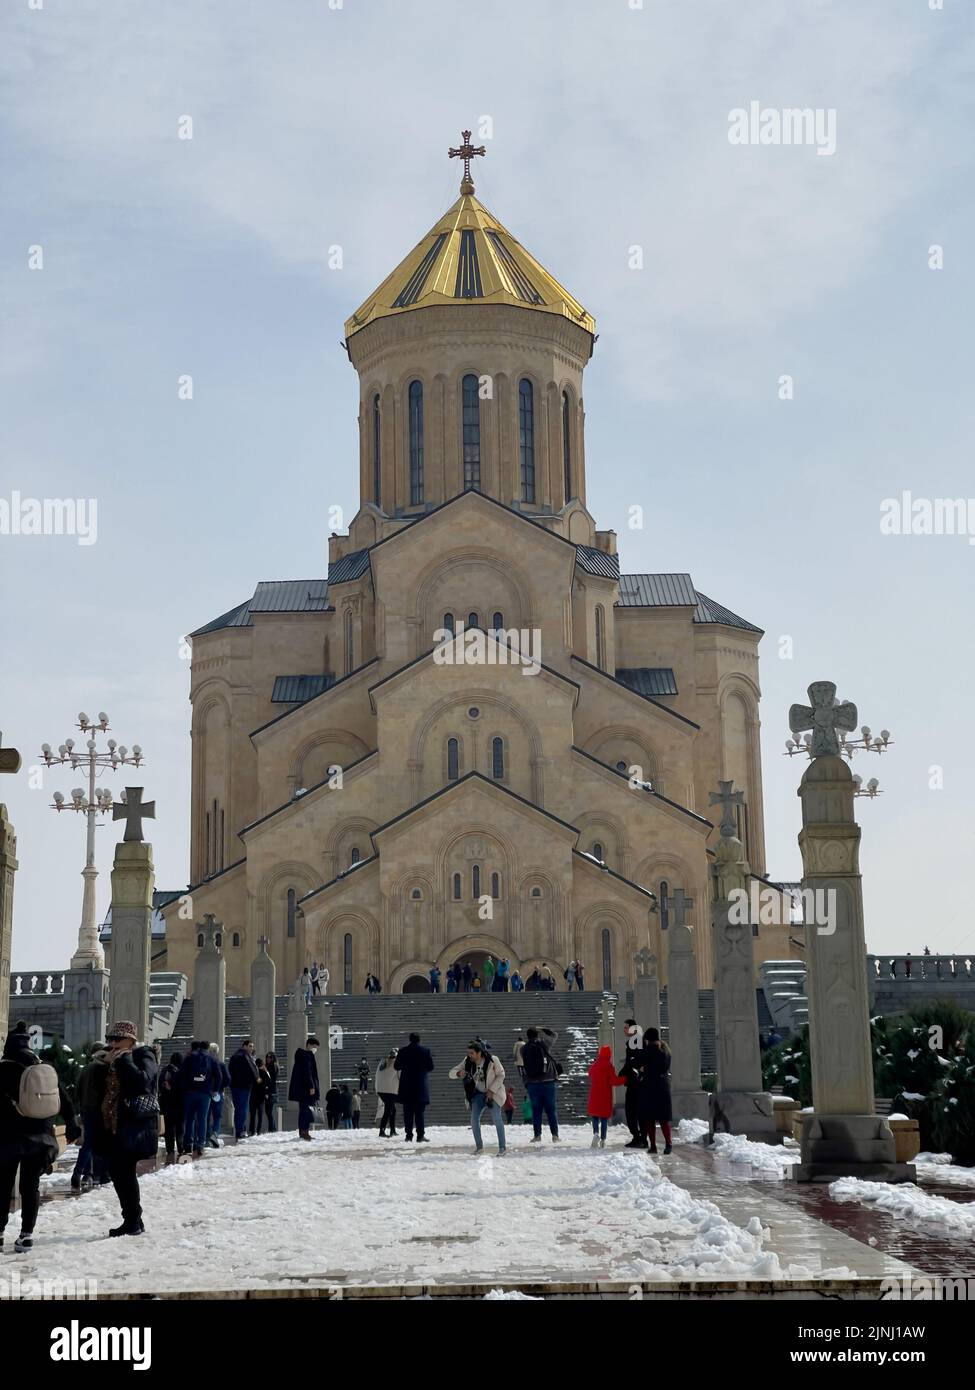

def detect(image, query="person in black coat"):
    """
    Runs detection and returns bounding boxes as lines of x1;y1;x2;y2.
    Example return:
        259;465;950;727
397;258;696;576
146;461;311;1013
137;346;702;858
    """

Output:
228;1041;260;1140
89;1020;159;1237
264;1052;279;1132
394;1033;434;1142
288;1036;321;1141
0;1021;81;1253
637;1028;673;1155
158;1051;185;1157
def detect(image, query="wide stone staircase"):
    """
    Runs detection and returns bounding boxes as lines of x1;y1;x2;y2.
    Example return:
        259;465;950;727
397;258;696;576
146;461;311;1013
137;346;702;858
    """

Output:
163;988;721;1127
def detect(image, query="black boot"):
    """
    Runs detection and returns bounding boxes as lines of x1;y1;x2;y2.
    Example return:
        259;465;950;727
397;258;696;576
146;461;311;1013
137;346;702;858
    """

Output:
109;1219;145;1237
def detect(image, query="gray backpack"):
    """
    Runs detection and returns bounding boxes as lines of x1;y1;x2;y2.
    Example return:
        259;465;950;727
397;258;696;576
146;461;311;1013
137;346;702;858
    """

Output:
15;1062;60;1120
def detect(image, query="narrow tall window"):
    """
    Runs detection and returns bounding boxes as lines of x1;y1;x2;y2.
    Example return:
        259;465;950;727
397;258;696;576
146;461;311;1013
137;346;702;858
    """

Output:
562;390;572;502
593;842;603;862
409;380;424;504
467;611;479;631
212;799;219;874
519;378;535;502
472;864;480;899
220;808;225;871
205;812;210;876
491;872;500;899
287;888;296;939
372;394;381;507
601;927;612;991
492;737;504;780
462;373;481;489
492;611;503;632
344;933;352;994
350;846;360;866
595;605;606;670
447;737;459;781
453;873;462;900
659;880;669;932
443;612;455;636
345;610;354;674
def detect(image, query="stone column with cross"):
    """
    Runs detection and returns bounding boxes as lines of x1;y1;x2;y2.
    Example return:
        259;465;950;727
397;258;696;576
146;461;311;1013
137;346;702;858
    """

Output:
284;975;311;1131
633;945;661;1037
250;935;277;1060
194;914;226;1058
664;888;709;1120
788;681;913;1182
106;788;156;1041
596;991;617;1049
707;781;777;1142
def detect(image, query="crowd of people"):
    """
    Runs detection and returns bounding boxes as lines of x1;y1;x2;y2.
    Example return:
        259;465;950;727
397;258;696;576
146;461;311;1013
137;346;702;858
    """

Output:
0;1009;673;1251
434;958;578;993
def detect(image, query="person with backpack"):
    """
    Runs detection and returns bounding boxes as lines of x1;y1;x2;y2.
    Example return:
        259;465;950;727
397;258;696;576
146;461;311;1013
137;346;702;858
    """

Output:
288;1035;321;1141
324;1084;342;1129
90;1020;159;1237
0;1021;80;1253
522;1026;561;1142
638;1028;673;1155
179;1040;220;1157
587;1045;623;1148
71;1044;111;1186
157;1050;185;1158
207;1043;231;1148
229;1040;260;1140
449;1041;507;1155
376;1050;399;1136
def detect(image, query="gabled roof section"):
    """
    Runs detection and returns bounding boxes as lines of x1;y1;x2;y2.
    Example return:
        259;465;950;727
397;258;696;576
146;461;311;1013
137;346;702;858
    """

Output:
575;545;619;579
190;580;329;638
693;591;763;634
327;549;370;584
345;192;595;339
616;573;697;608
616;667;678;698
571;849;658;903
571;655;700;730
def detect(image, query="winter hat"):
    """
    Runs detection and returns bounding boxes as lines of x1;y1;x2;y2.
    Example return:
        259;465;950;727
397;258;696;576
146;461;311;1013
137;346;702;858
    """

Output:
108;1020;138;1041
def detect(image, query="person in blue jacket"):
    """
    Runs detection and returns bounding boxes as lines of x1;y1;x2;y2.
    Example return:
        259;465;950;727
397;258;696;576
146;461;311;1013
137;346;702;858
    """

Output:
179;1041;220;1157
207;1043;231;1148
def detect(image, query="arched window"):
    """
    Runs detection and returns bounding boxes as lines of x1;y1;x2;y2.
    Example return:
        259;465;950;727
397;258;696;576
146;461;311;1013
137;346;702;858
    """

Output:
232;931;240;948
467;611;479;631
287;888;297;939
616;759;628;773
594;604;606;670
601;927;612;991
453;873;462;900
659;879;669;932
492;737;504;780
350;846;360;866
344;933;353;994
472;864;481;899
519;379;535;502
492;611;503;632
562;390;572;502
372;393;381;507
592;842;603;862
462;373;481;490
214;933;222;949
491;872;500;899
197;933;204;949
531;886;542;898
408;380;424;504
443;611;455;637
447;737;459;781
411;887;422;900
204;811;210;876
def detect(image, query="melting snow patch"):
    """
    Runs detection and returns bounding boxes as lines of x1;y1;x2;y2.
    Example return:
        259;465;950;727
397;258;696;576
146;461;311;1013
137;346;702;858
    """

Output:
830;1178;975;1238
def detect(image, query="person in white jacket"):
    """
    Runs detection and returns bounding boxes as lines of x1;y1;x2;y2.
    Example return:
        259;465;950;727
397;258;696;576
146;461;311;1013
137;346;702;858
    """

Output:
449;1041;507;1155
375;1050;399;1137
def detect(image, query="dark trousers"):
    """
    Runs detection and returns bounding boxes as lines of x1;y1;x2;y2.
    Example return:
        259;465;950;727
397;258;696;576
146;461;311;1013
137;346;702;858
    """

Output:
264;1095;276;1132
72;1111;109;1180
326;1112;339;1130
183;1091;211;1151
108;1152;142;1227
379;1096;397;1133
527;1080;559;1137
161;1107;184;1155
231;1087;251;1137
298;1101;314;1134
624;1084;642;1139
402;1099;426;1138
0;1151;47;1235
249;1095;265;1134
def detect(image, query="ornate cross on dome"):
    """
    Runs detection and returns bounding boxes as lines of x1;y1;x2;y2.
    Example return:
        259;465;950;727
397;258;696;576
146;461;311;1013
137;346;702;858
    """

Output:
449;129;486;194
789;680;858;758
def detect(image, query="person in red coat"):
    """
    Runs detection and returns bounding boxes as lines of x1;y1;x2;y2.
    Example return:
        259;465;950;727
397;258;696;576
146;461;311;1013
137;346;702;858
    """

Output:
587;1045;624;1148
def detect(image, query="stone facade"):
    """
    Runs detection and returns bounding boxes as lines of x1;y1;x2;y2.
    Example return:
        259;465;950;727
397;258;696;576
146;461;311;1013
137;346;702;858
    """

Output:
162;179;796;1003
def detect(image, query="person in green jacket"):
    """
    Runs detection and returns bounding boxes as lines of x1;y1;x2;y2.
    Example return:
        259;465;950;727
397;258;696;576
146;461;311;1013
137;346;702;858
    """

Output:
521;1095;532;1125
483;956;496;990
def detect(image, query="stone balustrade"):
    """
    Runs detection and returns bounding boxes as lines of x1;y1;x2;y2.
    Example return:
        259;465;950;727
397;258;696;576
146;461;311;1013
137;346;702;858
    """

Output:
10;971;65;996
868;954;974;981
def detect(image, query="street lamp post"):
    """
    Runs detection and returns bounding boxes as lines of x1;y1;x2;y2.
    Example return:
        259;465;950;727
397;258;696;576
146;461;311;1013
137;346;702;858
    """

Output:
40;712;145;968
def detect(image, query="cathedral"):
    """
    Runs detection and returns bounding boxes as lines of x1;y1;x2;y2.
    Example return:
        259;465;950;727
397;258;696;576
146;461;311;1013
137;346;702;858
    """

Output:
162;137;795;999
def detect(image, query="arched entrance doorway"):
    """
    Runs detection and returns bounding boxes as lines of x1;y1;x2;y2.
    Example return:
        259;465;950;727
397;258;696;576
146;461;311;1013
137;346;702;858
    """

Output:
446;948;512;991
402;973;430;994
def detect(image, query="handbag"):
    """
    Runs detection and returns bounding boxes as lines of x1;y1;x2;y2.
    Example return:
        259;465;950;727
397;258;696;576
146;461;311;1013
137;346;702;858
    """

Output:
126;1094;160;1120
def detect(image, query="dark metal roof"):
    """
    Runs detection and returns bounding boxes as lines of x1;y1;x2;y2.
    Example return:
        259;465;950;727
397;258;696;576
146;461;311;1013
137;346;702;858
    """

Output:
250;579;329;614
327;549;370;584
271;674;334;704
575;545;619;579
693;591;763;634
617;573;697;607
189;599;251;637
615;667;678;698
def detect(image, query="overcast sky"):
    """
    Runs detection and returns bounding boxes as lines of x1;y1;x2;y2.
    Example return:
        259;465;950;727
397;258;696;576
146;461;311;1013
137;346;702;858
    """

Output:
2;0;973;970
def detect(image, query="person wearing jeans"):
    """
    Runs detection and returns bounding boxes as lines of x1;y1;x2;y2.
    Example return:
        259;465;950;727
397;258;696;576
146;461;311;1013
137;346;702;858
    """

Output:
229;1040;260;1140
450;1042;507;1155
179;1041;220;1156
522;1026;561;1142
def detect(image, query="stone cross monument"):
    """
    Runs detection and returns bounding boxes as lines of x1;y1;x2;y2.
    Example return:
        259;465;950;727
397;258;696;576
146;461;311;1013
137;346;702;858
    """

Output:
788;681;913;1182
251;935;277;1059
707;781;776;1141
596;992;616;1049
284;976;311;1130
107;787;155;1041
194;914;226;1057
664;888;708;1120
633;946;661;1034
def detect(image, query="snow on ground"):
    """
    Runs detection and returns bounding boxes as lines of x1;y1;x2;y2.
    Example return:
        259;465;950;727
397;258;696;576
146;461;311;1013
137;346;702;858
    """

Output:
14;1125;849;1293
707;1133;794;1175
829;1177;975;1239
914;1154;975;1188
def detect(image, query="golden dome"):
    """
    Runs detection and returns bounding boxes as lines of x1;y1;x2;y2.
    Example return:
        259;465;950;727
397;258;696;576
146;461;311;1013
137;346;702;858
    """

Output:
344;191;595;340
